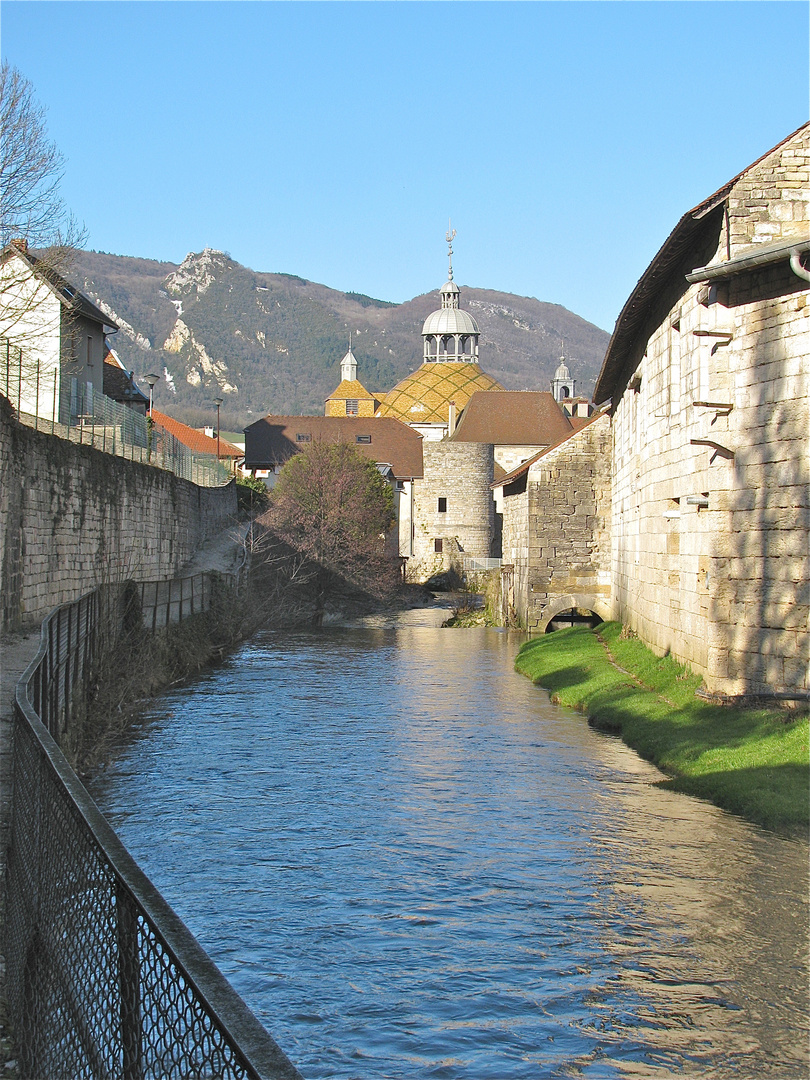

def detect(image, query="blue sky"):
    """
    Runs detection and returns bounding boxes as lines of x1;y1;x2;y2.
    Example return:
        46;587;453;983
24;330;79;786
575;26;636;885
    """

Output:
2;1;807;331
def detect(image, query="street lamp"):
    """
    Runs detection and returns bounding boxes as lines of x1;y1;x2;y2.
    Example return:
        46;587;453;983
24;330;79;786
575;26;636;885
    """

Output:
143;373;160;415
213;397;224;461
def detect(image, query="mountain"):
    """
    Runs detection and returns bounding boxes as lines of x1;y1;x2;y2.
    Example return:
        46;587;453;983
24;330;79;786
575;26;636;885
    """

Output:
68;248;610;430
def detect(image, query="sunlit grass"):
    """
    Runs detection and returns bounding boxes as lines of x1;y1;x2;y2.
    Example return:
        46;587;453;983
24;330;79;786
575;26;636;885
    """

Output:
515;623;809;837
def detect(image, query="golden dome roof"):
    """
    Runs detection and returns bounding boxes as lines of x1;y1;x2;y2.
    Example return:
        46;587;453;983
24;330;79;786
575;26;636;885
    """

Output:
376;362;505;424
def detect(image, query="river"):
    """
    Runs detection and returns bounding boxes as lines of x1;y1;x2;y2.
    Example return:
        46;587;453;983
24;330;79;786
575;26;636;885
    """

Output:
88;614;809;1079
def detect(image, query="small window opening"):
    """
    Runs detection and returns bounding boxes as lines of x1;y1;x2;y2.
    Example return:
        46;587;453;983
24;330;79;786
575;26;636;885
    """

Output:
434;538;443;553
346;399;359;415
437;497;447;513
296;433;311;443
356;434;372;444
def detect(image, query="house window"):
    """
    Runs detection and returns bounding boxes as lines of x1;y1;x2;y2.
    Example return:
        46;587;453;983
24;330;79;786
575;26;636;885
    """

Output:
356;434;372;444
437;497;447;513
86;336;93;367
346;399;359;415
296;433;311;443
434;538;443;553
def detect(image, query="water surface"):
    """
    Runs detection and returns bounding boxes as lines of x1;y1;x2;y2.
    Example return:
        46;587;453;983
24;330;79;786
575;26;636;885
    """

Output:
89;621;809;1079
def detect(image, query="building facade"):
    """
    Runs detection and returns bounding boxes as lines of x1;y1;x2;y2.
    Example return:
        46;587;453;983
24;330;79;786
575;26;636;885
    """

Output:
594;123;809;698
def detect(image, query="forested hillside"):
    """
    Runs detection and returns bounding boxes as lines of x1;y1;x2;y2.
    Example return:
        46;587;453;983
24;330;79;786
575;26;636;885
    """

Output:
69;248;610;431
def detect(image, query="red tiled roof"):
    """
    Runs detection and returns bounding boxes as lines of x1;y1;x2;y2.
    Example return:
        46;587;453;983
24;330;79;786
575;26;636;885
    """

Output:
151;409;243;457
451;391;574;445
243;415;424;479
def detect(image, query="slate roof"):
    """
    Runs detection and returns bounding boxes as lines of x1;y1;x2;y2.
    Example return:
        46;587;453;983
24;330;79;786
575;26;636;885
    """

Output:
593;123;809;405
376;362;504;424
0;243;118;330
244;415;424;479
102;351;149;407
151;409;243;458
451;391;575;445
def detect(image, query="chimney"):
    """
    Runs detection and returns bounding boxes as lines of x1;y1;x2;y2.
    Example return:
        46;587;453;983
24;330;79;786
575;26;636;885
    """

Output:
10;238;28;253
448;401;457;435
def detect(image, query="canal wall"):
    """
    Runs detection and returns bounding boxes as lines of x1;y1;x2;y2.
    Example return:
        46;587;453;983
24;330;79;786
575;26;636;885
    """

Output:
0;395;238;633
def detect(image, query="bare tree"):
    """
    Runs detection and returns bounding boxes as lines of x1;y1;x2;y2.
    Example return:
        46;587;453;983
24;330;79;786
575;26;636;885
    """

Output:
0;63;86;348
258;440;399;625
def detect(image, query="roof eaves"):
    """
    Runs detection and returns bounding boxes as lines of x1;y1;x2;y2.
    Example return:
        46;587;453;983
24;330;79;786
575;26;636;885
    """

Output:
491;411;606;489
593;122;810;406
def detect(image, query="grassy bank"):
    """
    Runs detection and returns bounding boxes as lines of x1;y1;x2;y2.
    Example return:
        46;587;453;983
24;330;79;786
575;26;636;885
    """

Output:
515;622;809;838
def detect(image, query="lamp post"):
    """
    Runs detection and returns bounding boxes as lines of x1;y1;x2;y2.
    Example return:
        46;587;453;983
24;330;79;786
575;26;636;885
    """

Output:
213;397;224;461
143;373;160;415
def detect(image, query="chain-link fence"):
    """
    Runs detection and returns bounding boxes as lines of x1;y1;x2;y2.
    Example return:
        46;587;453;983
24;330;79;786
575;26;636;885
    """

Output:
7;580;303;1080
1;338;231;487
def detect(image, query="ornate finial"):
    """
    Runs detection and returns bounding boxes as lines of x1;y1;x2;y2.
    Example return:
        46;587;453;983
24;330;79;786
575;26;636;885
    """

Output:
446;221;456;281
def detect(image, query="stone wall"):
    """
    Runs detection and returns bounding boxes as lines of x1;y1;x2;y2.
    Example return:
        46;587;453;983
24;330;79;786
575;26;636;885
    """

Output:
501;414;612;630
609;126;809;695
0;395;237;632
408;440;494;582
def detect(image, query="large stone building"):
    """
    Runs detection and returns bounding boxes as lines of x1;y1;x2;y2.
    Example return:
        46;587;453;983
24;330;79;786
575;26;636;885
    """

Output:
495;124;809;702
593;123;809;698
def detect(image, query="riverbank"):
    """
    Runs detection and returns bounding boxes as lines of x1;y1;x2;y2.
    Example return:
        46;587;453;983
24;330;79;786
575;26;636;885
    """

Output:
515;622;809;839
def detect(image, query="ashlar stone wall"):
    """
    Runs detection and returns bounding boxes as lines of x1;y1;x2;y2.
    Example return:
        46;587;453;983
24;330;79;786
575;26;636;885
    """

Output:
501;414;612;630
609;127;809;696
0;395;237;632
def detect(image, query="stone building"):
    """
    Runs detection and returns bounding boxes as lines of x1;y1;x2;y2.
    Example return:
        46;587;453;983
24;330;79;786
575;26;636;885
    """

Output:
594;122;809;698
495;412;612;630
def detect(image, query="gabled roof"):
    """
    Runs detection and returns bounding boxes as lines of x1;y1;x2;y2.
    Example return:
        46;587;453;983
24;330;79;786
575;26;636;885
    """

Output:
492;410;607;489
151;408;243;458
451;390;574;446
243;415;424;479
0;243;118;330
103;350;149;406
593;123;809;405
326;379;378;401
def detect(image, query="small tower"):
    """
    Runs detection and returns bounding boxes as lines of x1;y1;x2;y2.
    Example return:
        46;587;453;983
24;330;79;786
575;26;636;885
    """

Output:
340;344;358;383
551;349;575;402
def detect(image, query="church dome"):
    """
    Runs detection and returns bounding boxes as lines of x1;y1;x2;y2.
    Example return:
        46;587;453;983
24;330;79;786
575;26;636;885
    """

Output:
422;306;480;336
554;359;571;381
377;362;504;424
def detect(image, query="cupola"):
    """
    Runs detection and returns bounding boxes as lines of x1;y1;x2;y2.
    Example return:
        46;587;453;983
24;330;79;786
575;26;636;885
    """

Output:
421;228;480;364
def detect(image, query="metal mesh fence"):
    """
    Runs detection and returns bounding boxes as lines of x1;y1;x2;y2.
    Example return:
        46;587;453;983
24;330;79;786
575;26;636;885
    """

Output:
1;337;232;487
7;581;303;1080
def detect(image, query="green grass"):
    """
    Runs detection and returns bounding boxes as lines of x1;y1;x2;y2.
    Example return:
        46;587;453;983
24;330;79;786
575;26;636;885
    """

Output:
515;622;809;838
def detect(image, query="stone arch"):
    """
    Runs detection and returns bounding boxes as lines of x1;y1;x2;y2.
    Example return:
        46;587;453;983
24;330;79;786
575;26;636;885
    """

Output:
537;593;612;633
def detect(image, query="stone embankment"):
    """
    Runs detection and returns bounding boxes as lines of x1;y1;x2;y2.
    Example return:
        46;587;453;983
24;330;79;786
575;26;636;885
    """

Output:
0;518;248;1080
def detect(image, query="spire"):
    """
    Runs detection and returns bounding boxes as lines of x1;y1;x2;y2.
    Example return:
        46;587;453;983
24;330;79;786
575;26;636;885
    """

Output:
446;222;456;282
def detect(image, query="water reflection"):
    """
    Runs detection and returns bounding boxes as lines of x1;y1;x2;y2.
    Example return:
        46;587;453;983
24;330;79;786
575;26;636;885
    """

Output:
89;625;809;1079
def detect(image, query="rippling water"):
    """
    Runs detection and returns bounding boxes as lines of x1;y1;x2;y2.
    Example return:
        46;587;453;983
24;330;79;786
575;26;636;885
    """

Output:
89;619;809;1079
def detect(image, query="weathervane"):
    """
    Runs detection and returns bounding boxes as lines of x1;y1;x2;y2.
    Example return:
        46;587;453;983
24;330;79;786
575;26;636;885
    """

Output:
446;221;456;281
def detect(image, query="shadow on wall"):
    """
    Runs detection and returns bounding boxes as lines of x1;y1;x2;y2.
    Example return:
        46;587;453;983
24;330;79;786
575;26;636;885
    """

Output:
720;270;808;696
